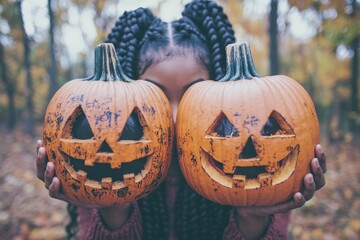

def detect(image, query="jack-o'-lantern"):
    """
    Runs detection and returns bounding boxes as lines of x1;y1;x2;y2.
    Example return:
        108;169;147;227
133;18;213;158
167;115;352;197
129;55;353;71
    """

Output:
177;42;319;206
42;43;174;206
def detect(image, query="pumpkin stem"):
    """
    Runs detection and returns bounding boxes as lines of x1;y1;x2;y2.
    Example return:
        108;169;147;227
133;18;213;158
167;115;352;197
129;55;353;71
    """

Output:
219;42;260;82
85;43;132;82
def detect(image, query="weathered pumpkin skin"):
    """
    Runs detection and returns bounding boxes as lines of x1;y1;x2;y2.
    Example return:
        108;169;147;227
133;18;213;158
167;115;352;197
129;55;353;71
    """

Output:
176;42;319;206
42;43;173;206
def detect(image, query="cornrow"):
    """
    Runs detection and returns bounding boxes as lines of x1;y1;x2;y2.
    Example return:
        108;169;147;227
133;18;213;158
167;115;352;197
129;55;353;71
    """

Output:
182;0;236;80
105;8;156;79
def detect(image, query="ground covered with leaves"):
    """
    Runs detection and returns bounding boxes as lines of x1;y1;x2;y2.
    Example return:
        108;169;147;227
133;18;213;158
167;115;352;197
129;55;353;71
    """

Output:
0;127;359;240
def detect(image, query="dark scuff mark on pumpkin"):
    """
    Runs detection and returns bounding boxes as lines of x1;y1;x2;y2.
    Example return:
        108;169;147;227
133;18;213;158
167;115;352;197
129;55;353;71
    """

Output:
142;104;156;115
46;135;52;143
140;145;150;155
190;153;197;167
117;187;129;198
209;138;215;153
91;189;103;199
178;147;183;158
51;150;57;160
86;99;100;109
56;115;64;127
242;115;259;134
157;126;167;145
68;94;84;104
167;127;172;145
95;111;116;127
71;183;80;192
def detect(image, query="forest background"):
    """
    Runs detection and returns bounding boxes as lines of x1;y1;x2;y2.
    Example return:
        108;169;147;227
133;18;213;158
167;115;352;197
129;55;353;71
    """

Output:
0;0;359;239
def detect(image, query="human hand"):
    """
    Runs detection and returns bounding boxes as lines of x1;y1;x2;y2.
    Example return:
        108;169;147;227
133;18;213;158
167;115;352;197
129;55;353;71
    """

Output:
36;140;131;228
234;144;327;239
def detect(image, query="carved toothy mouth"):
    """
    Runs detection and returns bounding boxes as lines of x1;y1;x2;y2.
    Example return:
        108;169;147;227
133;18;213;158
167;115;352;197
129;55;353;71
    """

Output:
61;152;152;186
200;145;299;189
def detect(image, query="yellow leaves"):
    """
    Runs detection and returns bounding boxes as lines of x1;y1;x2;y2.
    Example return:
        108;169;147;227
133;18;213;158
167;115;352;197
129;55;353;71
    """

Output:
350;219;360;233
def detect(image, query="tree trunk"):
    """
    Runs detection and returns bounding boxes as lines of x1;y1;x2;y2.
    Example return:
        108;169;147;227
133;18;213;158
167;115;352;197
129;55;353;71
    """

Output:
17;0;35;137
269;0;280;75
350;0;359;133
0;37;16;129
47;0;58;102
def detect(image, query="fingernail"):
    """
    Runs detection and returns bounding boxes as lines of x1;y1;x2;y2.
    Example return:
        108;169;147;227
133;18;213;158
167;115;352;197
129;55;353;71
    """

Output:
314;158;320;168
308;175;313;183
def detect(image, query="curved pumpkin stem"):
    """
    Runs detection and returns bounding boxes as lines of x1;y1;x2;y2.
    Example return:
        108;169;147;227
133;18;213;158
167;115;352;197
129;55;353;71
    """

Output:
219;42;260;82
86;43;132;82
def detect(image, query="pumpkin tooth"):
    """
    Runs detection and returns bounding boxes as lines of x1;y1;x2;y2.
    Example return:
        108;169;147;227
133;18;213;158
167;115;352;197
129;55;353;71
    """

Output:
77;170;87;181
101;177;112;189
123;173;135;185
257;173;272;187
232;175;246;188
84;159;95;166
141;169;147;178
223;165;236;174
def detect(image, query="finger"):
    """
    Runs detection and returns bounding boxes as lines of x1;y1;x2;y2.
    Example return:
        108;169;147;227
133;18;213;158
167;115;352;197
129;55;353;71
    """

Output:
36;140;43;153
311;158;326;190
292;192;306;208
237;193;306;217
302;173;316;200
48;178;94;207
44;162;55;189
48;177;68;202
36;147;47;181
315;144;327;173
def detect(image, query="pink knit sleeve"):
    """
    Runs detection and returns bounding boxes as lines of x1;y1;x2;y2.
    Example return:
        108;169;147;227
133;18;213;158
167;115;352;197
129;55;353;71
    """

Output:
77;202;143;240
222;209;290;240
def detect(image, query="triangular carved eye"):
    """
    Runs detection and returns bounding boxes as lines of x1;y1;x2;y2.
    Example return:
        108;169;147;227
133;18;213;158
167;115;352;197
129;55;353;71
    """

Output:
63;106;94;139
207;112;239;137
119;108;145;141
261;111;294;136
239;136;258;159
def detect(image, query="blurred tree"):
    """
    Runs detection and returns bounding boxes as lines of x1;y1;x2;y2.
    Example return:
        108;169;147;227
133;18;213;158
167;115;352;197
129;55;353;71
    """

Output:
17;0;35;136
288;0;359;138
0;33;16;129
349;0;359;132
269;0;280;75
47;0;58;102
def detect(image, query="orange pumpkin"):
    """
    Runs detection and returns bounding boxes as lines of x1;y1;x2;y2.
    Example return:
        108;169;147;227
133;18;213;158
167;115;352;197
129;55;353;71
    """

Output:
42;43;174;206
176;42;319;206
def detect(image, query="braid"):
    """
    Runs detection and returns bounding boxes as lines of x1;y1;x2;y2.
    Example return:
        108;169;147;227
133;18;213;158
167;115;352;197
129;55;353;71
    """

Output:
138;182;169;240
182;0;236;80
105;8;156;79
175;181;231;240
65;204;78;240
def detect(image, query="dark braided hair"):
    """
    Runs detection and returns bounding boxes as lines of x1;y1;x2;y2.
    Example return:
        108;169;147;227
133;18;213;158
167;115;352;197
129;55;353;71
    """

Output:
182;0;235;79
66;1;236;239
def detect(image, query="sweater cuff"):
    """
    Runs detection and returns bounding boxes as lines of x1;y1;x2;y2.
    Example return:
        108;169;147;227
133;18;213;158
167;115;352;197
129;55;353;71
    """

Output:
223;208;286;240
85;202;142;240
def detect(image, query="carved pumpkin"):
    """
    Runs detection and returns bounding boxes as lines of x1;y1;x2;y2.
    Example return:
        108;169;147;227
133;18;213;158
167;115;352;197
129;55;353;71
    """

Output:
177;42;319;206
42;43;174;206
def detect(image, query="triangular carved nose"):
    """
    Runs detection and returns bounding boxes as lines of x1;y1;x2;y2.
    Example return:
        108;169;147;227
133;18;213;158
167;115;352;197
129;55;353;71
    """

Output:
239;137;258;159
97;140;113;153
